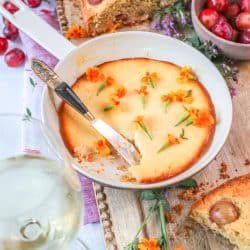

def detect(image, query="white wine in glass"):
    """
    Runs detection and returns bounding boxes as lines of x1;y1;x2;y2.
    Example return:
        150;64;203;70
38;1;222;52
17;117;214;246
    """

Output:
0;114;83;250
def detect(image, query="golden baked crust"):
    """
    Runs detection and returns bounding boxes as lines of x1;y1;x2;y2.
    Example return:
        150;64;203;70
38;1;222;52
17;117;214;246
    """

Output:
59;58;215;183
81;0;161;36
190;174;250;250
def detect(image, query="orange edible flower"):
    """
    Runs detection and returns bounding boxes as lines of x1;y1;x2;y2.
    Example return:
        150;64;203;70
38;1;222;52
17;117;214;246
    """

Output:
161;89;193;104
138;238;161;250
193;110;215;127
177;66;197;83
110;97;120;106
86;67;105;82
157;134;180;153
65;24;86;39
106;76;115;86
176;107;214;127
134;115;144;124
114;87;127;98
141;72;159;88
95;139;111;156
135;86;149;96
168;134;180;145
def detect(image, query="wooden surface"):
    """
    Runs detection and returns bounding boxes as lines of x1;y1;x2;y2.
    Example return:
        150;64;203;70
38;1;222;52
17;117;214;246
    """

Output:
56;2;250;249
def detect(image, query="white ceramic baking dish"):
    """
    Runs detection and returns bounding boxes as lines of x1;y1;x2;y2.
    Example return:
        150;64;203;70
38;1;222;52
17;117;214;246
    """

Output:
0;0;232;189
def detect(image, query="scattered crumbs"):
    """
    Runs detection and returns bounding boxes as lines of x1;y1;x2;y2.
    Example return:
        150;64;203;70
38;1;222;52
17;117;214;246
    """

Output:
179;183;205;201
172;204;183;215
117;165;127;172
220;162;230;179
165;212;174;223
235;169;238;172
245;159;250;165
184;225;192;237
86;153;95;162
120;174;136;183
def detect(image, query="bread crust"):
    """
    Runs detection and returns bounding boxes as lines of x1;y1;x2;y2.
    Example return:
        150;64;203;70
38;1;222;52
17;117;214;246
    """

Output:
81;0;161;36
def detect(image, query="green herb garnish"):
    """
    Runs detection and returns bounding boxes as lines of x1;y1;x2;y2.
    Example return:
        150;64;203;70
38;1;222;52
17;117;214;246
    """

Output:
96;82;107;96
175;114;190;126
148;78;155;88
103;105;113;112
180;128;188;139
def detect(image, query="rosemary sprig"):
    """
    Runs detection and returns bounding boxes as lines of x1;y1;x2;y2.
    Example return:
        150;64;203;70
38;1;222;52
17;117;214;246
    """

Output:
125;202;158;250
29;77;37;88
180;128;188;139
125;190;171;250
175;114;190;126
103;105;113;112
96;82;107;96
23;108;32;121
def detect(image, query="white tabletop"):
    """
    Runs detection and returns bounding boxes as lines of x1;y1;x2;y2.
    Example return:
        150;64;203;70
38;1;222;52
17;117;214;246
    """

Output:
0;22;105;250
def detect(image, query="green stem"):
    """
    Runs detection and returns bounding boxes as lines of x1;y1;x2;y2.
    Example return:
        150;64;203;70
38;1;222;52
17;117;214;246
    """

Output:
139;122;152;140
159;201;170;250
127;201;158;249
96;82;107;96
157;142;169;153
140;94;146;109
164;100;170;112
185;120;193;126
148;78;155;88
175;114;190;126
103;105;113;112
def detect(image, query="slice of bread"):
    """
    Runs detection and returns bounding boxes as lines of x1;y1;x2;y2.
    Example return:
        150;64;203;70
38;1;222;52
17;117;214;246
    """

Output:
81;0;161;36
190;173;250;250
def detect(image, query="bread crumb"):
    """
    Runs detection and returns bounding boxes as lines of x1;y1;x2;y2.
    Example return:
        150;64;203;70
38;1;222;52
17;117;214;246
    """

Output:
179;183;205;201
172;204;183;215
117;165;127;171
120;174;136;183
220;162;230;179
164;212;174;223
245;159;250;165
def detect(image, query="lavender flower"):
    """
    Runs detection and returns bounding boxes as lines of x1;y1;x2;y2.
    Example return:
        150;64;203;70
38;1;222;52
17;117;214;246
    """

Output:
163;190;169;199
161;14;182;37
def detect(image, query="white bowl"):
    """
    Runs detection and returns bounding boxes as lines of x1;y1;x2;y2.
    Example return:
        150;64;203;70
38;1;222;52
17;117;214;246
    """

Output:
41;31;232;189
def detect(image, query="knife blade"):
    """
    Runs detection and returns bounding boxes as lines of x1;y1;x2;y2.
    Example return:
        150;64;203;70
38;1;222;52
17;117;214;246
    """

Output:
31;58;140;166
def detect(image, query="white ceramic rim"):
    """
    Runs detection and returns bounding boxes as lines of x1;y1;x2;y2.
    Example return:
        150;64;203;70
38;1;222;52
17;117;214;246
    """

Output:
41;31;233;190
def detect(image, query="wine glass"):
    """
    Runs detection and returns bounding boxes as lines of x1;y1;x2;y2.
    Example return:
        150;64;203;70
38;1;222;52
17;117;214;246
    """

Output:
0;113;83;250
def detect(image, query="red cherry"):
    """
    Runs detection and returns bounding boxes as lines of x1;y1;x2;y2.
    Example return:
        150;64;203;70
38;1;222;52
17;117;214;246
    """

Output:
207;0;229;12
3;1;19;13
199;9;219;30
240;0;250;12
224;3;240;18
0;37;8;54
87;0;103;5
236;12;250;30
4;48;25;67
3;23;19;41
232;29;239;41
211;19;233;40
239;30;250;43
22;0;42;8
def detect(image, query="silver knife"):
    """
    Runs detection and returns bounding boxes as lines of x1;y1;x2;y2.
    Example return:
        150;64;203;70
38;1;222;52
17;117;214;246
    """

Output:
31;59;140;166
